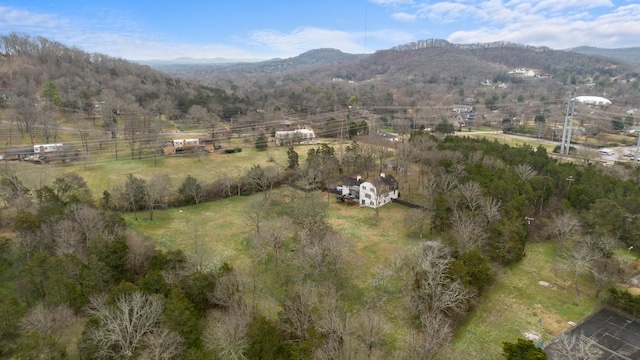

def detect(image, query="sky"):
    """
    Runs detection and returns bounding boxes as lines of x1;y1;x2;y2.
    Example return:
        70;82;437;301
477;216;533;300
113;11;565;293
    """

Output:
1;0;639;61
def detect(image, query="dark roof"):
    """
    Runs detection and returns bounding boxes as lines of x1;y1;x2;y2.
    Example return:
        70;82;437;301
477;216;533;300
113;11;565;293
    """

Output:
370;174;398;189
342;176;363;187
5;147;33;155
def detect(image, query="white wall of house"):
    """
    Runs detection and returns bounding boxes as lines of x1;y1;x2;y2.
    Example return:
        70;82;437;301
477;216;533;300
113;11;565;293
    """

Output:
358;180;398;208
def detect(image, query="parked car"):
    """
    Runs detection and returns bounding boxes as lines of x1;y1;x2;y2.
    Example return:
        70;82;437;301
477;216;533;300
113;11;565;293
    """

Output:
598;149;615;156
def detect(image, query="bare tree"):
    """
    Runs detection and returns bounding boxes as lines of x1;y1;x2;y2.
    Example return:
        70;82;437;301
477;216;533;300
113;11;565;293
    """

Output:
85;292;164;359
458;181;483;211
514;163;537;181
279;281;318;340
245;165;276;201
450;209;487;253
575;147;597;165
438;171;459;195
70;203;104;247
208;268;243;309
548;211;581;248
547;331;603;360
480;196;502;223
38;103;58;144
294;230;351;286
404;208;432;239
402;242;473;356
126;233;157;276
51;218;84;256
558;239;601;305
20;303;76;340
244;196;271;237
75;112;92;154
354;307;387;358
14;95;39;144
123;103;143;159
203;302;253;359
583;234;620;297
144;174;171;221
116;174;146;220
139;326;184;360
395;143;415;192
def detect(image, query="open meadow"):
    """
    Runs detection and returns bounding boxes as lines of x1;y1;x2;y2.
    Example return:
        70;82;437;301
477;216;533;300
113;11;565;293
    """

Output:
122;185;606;359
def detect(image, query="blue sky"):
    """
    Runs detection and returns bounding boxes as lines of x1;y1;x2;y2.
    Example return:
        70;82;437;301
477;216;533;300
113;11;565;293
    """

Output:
1;0;639;61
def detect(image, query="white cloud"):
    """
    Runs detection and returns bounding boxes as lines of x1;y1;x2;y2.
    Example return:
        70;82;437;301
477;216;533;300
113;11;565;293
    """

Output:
447;3;640;49
392;12;418;21
0;5;69;33
416;2;478;22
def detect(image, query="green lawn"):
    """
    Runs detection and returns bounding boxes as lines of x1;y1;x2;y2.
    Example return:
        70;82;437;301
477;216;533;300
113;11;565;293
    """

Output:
437;242;600;359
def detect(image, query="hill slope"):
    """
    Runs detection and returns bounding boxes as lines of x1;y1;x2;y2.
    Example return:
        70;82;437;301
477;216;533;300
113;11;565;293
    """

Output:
569;46;640;65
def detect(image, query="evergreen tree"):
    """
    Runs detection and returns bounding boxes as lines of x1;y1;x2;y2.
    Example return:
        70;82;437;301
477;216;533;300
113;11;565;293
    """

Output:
287;146;299;169
255;134;268;151
503;338;547;359
163;286;202;348
41;81;62;106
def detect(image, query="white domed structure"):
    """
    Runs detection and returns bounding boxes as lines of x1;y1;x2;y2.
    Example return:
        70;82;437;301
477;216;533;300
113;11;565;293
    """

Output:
572;96;612;106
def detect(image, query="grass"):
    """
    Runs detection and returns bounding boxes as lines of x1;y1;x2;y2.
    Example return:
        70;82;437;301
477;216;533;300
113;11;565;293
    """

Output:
437;242;600;359
3;140;320;201
126;190;606;360
124;194;252;266
457;132;557;152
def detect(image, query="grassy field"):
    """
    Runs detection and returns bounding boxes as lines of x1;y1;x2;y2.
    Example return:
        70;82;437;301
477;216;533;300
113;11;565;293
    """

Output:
3;139;324;200
456;131;558;152
123;185;609;359
438;242;601;359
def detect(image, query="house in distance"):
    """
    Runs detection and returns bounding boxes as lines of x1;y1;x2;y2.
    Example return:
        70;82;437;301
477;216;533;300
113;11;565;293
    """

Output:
274;128;315;146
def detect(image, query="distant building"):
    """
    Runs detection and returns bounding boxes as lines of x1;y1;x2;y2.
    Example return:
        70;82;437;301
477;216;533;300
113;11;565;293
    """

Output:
452;104;473;113
377;132;399;142
274;128;315;146
572;96;612;107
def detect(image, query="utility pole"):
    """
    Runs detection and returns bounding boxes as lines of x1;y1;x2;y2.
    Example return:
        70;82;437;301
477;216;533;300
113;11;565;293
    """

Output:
560;92;576;155
565;95;576;155
560;92;571;155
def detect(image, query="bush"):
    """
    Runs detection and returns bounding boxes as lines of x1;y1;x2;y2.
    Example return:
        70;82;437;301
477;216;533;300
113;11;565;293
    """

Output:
224;149;235;154
234;147;242;152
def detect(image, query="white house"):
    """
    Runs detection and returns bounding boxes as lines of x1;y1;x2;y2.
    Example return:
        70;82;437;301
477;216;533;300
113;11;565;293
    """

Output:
358;173;399;208
337;173;399;208
338;176;364;200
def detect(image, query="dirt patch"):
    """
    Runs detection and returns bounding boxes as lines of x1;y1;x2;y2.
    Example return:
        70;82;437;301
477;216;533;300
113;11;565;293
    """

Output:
539;312;570;335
